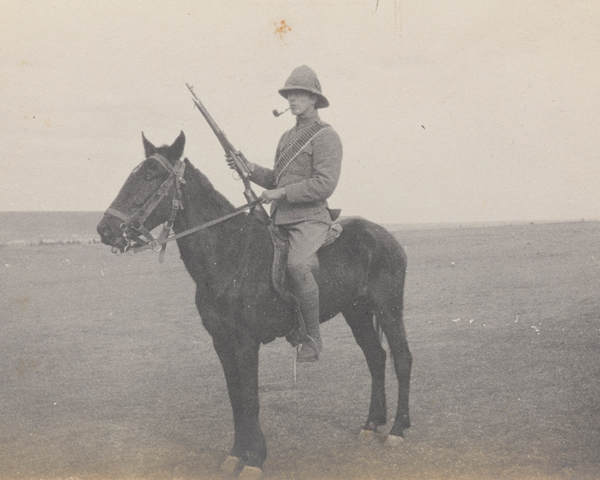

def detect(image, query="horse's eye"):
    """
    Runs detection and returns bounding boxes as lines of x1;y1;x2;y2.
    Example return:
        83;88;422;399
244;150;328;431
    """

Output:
144;168;160;181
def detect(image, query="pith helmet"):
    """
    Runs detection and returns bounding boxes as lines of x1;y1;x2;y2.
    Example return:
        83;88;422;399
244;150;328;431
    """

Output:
278;65;329;109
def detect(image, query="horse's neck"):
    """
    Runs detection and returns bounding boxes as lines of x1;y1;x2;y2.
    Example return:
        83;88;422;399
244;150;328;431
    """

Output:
173;162;252;285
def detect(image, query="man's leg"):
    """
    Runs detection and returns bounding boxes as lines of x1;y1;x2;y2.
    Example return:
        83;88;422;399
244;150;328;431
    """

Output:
285;221;330;362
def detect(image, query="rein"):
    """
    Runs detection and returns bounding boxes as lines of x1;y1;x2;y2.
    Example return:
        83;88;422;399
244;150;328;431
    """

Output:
132;199;262;255
106;153;263;262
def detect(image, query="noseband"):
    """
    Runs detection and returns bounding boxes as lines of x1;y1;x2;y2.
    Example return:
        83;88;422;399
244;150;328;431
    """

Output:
105;153;186;257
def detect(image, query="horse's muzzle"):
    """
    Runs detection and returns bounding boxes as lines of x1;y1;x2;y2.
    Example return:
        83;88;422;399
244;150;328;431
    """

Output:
97;217;115;242
97;216;129;252
97;216;147;253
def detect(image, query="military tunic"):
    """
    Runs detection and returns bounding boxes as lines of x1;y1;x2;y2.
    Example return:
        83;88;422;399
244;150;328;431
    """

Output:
250;111;343;226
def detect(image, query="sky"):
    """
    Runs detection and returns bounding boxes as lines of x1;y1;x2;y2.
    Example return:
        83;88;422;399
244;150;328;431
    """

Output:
1;0;599;224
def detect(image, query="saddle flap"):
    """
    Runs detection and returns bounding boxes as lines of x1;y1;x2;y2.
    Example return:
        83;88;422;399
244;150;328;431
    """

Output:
322;223;343;247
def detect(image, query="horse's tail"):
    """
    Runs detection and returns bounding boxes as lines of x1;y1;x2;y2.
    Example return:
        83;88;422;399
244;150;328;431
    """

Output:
374;314;383;343
374;314;396;362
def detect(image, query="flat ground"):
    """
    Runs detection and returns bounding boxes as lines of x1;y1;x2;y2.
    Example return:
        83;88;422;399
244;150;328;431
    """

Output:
1;221;599;479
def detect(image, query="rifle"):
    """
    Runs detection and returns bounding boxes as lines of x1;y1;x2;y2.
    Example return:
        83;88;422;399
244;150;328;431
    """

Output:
186;83;270;224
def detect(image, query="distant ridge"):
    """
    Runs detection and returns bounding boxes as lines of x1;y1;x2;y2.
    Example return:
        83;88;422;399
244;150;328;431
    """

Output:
383;218;597;232
0;212;596;246
0;211;103;245
382;220;530;231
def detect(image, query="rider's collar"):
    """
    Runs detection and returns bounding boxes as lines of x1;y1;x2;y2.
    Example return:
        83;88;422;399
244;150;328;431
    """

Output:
295;111;320;128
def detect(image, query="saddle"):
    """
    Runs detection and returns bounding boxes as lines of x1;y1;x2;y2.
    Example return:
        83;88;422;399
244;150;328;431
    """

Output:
268;213;343;347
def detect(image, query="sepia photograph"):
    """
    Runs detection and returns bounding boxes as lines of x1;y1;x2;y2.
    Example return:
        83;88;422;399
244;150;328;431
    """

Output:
1;1;599;479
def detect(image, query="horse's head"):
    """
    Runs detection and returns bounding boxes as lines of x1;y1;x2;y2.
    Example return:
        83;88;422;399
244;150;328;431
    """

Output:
97;131;187;253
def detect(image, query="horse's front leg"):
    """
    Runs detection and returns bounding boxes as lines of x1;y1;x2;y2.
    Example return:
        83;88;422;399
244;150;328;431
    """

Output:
212;331;265;478
212;333;245;471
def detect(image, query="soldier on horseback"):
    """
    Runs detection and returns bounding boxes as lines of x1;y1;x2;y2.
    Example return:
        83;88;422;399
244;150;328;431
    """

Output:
228;65;343;362
99;70;410;473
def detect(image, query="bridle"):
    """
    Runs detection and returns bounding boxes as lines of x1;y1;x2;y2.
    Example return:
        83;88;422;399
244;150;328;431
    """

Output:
105;153;186;257
105;153;263;261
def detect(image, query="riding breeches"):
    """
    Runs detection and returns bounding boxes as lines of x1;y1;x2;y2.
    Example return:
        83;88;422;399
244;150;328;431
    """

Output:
283;220;331;294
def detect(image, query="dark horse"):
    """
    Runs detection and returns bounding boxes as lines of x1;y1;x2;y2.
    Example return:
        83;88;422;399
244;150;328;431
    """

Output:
97;132;412;479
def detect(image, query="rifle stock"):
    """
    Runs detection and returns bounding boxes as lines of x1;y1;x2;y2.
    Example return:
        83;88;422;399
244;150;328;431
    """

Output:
186;83;269;224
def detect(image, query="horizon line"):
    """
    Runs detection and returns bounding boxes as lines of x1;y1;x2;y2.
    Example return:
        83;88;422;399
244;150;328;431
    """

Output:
0;211;597;227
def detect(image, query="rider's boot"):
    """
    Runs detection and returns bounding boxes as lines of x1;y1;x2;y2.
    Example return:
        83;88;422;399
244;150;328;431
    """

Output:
296;288;322;362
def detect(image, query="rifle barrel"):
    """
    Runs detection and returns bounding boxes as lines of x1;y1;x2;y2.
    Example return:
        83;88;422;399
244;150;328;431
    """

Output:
186;84;233;152
186;82;270;223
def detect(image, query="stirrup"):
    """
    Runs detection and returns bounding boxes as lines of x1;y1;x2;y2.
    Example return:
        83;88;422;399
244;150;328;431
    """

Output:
296;335;321;362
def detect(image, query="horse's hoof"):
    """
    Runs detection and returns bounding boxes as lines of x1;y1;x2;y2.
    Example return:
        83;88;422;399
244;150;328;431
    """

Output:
382;434;404;447
359;429;376;442
221;455;241;473
238;465;263;480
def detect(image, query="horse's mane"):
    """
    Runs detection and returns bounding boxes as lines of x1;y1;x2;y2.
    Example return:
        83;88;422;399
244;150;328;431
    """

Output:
176;157;269;272
148;138;237;215
181;158;236;213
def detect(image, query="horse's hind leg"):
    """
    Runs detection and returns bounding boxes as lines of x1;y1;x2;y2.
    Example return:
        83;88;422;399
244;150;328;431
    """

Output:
377;310;412;443
342;300;388;438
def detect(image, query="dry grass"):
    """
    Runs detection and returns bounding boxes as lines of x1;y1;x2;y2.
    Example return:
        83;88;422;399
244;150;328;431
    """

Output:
1;220;599;479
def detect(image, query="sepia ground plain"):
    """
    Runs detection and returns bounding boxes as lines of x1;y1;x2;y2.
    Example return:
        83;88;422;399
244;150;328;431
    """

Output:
1;219;599;479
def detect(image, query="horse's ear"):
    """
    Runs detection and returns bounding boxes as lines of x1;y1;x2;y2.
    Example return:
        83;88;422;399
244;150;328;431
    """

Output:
169;131;186;160
142;132;156;157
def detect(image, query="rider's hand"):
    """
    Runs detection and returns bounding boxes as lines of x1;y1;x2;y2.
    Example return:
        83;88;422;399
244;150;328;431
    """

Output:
225;152;253;173
260;188;286;204
225;152;237;170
